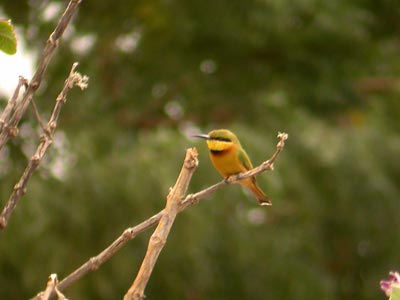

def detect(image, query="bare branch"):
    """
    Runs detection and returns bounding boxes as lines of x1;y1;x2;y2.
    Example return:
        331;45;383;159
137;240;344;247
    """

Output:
0;76;28;133
124;148;199;300
30;99;46;132
33;274;68;300
0;63;88;230
0;0;82;151
57;211;164;293
36;133;287;299
35;274;59;300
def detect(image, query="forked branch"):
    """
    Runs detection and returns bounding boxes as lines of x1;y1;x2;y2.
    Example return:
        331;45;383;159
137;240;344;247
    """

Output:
0;0;82;151
0;63;88;230
124;147;199;300
35;132;287;300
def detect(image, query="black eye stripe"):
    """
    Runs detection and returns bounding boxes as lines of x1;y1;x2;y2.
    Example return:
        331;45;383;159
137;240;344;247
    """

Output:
212;137;231;142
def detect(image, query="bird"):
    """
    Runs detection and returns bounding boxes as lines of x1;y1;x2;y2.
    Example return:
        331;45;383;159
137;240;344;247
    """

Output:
193;129;271;206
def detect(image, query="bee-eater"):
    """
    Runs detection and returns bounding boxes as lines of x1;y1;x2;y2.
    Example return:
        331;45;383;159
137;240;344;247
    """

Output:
193;129;271;206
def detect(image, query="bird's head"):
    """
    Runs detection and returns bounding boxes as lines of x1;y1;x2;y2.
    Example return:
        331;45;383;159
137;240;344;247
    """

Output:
193;129;241;151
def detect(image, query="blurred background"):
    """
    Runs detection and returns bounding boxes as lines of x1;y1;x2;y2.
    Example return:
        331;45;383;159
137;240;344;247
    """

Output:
1;0;400;299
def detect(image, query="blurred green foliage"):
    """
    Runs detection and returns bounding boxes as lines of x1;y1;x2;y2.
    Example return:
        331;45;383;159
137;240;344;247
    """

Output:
1;0;400;299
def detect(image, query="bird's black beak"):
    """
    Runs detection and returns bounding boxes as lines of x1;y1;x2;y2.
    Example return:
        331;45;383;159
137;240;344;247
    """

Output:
192;133;210;140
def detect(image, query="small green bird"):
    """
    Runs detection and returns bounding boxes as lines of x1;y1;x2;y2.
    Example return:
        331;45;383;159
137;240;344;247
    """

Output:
193;129;271;206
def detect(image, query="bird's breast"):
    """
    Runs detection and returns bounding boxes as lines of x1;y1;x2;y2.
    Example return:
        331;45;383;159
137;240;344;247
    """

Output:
209;147;247;178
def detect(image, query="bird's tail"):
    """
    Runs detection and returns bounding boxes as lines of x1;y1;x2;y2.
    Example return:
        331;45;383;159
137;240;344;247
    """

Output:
242;179;272;206
251;184;272;206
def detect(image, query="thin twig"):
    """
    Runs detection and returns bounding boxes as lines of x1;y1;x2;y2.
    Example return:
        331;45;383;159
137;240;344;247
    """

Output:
37;133;287;299
124;148;199;300
30;99;46;132
0;76;28;133
0;63;88;230
0;0;82;151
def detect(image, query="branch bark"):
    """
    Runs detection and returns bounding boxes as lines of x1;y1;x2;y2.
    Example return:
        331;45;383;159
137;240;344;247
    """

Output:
36;274;68;300
0;0;82;151
0;63;88;230
0;76;28;133
34;132;287;299
124;147;199;300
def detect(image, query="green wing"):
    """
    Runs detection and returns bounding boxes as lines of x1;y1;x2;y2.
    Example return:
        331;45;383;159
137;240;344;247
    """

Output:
237;148;253;171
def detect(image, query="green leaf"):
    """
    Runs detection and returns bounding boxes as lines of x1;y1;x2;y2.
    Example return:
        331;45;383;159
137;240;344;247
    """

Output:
390;286;400;300
0;19;17;55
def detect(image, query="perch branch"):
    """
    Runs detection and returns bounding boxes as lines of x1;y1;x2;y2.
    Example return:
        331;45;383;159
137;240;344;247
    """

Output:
0;0;82;151
36;133;287;299
0;63;88;230
124;148;199;300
